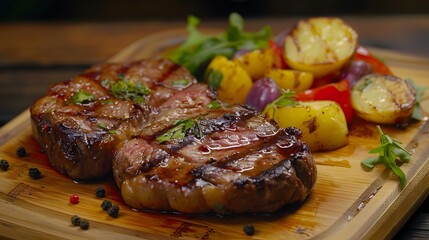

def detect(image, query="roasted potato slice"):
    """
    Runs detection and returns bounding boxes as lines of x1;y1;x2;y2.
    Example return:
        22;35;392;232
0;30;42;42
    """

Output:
284;17;358;77
266;100;348;152
351;73;416;124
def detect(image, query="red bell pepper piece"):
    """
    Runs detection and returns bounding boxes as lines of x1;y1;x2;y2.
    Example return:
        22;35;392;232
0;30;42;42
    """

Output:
355;46;393;75
296;79;353;122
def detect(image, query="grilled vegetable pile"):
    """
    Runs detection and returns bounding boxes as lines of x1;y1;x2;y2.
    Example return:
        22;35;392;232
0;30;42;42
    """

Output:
167;13;421;153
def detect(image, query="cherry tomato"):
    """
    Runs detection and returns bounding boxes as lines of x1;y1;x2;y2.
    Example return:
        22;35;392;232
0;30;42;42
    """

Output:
354;46;393;75
70;194;80;204
296;79;353;122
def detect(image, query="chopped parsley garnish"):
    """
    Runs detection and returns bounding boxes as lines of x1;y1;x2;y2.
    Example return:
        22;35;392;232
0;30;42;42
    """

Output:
208;100;221;109
97;123;117;134
167;12;271;75
361;125;412;188
156;118;203;143
71;90;94;104
407;79;427;121
110;75;151;103
262;89;297;118
172;79;190;87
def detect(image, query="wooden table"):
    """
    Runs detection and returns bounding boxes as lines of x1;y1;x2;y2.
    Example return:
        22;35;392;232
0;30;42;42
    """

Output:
1;16;428;239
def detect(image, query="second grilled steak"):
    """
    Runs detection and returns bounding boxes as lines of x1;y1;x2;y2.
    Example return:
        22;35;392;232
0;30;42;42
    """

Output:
113;84;317;214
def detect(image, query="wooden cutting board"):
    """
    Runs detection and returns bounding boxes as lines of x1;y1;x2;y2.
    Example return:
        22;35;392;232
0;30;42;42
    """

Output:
1;29;429;240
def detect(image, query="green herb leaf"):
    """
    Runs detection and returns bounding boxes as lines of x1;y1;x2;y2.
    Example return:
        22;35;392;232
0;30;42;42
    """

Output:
407;79;427;121
97;123;117;134
262;89;297;118
361;125;412;188
171;79;190;87
167;12;271;75
206;69;223;90
110;75;151;103
208;100;221;109
156;118;203;143
71;90;94;104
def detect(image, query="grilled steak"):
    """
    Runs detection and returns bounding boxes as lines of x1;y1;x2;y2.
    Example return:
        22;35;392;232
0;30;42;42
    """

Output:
30;58;197;180
113;84;317;214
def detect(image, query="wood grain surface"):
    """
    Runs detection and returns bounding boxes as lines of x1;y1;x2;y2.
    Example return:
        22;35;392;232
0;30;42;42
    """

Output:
0;29;429;240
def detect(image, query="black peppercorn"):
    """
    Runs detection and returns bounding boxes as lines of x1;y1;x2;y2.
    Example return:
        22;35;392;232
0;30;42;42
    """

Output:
28;167;42;179
100;200;112;211
95;187;106;198
16;147;26;157
0;159;9;170
107;204;120;218
71;215;80;226
243;224;255;236
79;219;90;230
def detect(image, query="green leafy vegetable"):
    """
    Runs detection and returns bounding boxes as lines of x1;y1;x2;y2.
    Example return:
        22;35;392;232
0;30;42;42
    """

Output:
361;125;412;188
207;100;221;109
407;79;427;121
167;12;271;75
70;90;94;104
262;89;297;118
110;75;151;103
156;118;203;143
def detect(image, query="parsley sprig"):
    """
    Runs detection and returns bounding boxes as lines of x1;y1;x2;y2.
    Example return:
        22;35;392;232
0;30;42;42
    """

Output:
156;118;203;143
167;12;271;75
110;75;151;103
361;125;412;188
70;90;94;104
262;89;297;118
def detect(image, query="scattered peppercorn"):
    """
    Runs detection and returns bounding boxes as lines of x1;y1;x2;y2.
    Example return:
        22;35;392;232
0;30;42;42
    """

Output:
0;159;9;170
100;200;112;211
69;194;80;204
107;204;120;218
243;224;255;236
28;167;41;179
71;215;81;226
95;187;106;198
16;146;27;157
79;219;90;230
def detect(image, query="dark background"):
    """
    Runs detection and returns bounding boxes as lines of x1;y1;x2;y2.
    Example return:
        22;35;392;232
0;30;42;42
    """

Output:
1;0;429;22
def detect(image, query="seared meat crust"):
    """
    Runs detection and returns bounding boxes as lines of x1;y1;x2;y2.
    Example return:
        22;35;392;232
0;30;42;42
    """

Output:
30;58;196;180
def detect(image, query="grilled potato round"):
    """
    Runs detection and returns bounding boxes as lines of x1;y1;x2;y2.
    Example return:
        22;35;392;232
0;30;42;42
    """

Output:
284;17;358;78
351;73;416;124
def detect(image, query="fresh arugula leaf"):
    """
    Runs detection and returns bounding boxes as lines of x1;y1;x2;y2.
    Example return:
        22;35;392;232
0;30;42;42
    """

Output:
156;118;203;143
167;12;271;75
361;125;412;188
70;90;94;104
407;79;428;121
262;89;297;118
206;69;223;90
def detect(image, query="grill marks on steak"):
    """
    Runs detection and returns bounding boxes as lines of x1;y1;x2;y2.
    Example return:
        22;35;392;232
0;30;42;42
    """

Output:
113;86;316;214
30;58;197;180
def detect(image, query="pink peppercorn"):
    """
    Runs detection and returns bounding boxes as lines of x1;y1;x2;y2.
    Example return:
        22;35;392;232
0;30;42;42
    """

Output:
69;194;80;204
